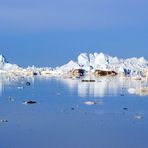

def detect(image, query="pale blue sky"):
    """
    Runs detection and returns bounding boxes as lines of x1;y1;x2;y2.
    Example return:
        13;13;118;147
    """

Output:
0;0;148;67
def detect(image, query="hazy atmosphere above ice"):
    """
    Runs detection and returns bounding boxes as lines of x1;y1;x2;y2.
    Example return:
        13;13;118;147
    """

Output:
0;0;148;67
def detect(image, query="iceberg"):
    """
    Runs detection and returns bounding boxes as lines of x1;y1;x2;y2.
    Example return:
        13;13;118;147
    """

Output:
0;54;20;73
1;51;148;96
57;52;148;78
78;53;90;71
0;54;7;69
0;52;148;79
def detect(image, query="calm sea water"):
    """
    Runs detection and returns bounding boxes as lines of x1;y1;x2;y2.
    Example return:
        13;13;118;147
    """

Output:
0;76;148;148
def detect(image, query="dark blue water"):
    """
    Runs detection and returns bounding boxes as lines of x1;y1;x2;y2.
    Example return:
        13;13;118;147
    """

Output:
0;76;148;148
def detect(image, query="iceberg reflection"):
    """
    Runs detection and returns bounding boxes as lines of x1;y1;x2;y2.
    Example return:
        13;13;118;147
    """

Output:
0;75;15;96
0;75;35;96
59;77;147;97
0;75;147;97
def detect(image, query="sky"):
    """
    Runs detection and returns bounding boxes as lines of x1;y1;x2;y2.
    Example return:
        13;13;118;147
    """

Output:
0;0;148;67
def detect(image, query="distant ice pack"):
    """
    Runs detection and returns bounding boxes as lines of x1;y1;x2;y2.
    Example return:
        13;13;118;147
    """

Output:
0;52;148;77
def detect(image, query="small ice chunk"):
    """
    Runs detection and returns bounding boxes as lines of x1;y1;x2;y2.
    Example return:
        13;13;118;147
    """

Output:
134;114;143;120
17;86;24;90
83;101;97;105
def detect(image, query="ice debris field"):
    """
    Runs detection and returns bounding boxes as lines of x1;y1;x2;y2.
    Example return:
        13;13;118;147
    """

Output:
1;52;148;96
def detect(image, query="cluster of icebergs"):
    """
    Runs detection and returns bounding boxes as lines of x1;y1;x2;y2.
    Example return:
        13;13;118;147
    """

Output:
58;53;148;78
0;52;148;96
1;52;148;79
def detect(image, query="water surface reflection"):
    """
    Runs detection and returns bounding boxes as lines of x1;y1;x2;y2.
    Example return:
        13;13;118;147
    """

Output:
0;76;148;148
0;76;148;98
58;77;148;97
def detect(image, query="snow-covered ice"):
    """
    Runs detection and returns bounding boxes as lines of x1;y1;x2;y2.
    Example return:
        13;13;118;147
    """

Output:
0;52;148;97
0;54;20;74
57;52;148;78
0;52;148;78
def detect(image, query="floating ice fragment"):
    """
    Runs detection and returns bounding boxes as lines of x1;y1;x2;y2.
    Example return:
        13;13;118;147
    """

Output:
134;114;143;120
18;86;24;90
83;101;97;105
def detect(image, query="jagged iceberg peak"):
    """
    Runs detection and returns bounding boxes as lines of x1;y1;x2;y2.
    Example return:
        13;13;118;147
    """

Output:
77;53;90;71
77;52;120;71
0;52;147;78
0;54;7;69
78;53;89;67
76;52;148;74
0;54;19;71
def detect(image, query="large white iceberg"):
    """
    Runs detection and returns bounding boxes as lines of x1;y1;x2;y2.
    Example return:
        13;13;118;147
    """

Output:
58;52;148;77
